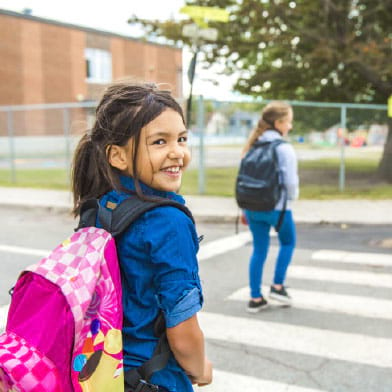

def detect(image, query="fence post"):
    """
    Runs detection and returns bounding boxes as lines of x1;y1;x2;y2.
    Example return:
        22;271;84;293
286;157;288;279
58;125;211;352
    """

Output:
63;108;71;183
197;95;205;194
339;105;347;191
7;110;16;183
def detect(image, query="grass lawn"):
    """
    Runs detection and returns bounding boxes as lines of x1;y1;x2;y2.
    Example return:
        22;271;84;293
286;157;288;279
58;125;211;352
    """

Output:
0;158;391;199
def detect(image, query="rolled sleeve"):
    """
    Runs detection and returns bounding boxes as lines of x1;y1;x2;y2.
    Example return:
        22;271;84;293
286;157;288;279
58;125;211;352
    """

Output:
160;287;203;328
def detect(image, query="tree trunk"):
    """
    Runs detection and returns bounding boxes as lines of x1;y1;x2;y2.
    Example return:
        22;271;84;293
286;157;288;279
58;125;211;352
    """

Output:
377;118;392;183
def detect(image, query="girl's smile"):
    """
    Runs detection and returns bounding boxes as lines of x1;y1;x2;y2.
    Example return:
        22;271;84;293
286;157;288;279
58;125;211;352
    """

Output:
128;108;190;192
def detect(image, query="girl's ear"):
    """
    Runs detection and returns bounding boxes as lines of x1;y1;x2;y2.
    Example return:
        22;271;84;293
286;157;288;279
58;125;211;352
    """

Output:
106;145;129;171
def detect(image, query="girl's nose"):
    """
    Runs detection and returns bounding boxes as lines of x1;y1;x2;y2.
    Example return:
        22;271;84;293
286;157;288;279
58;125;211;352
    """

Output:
168;146;185;159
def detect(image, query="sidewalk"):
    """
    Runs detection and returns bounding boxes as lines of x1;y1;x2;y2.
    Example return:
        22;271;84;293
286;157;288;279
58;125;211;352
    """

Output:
0;187;391;225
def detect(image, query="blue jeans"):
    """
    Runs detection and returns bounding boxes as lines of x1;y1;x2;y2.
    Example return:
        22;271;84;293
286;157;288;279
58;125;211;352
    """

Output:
244;210;296;299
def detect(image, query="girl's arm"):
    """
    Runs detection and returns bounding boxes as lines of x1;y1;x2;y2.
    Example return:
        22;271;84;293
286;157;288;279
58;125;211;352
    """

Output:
166;314;212;386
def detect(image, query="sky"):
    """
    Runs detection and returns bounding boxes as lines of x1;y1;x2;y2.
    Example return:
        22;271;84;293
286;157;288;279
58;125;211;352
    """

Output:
0;0;238;100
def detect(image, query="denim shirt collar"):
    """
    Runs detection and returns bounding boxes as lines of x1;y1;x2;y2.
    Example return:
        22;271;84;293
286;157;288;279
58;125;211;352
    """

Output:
119;175;186;205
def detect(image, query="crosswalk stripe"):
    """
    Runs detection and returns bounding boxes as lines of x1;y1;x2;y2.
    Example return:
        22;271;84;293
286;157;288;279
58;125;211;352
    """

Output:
0;304;9;333
290;265;392;288
198;311;392;368
198;231;252;261
0;244;48;257
312;249;392;267
0;230;254;262
194;369;326;392
227;286;392;320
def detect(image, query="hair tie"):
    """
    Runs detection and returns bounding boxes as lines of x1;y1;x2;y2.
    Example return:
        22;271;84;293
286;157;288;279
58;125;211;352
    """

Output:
145;92;154;105
85;129;93;142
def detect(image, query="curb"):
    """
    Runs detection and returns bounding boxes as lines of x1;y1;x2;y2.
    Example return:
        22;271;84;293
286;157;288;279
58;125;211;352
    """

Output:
1;201;391;225
1;187;392;225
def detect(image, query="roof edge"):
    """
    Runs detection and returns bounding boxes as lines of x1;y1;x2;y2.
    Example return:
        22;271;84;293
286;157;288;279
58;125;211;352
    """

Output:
0;8;181;50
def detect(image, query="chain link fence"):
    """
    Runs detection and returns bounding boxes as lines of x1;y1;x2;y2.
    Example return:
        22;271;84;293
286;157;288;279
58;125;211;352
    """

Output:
0;99;389;195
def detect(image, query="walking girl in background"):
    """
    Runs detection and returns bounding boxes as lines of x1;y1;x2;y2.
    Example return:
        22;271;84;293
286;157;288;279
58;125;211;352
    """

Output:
242;101;299;313
72;81;212;391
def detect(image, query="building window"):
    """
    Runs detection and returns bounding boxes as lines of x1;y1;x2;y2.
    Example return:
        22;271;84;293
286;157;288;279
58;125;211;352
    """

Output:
85;48;112;83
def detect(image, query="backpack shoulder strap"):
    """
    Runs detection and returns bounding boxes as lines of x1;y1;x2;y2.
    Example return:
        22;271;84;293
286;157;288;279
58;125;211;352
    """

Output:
77;195;194;237
110;196;194;237
253;138;286;149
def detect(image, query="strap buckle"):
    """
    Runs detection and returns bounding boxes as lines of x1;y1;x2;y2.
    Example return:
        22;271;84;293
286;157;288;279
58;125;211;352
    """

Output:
134;379;159;392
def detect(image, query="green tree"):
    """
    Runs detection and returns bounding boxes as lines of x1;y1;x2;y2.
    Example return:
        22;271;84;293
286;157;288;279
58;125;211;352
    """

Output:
129;0;392;182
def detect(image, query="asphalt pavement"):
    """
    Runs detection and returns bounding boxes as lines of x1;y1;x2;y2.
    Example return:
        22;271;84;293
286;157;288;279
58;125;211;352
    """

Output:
0;187;391;225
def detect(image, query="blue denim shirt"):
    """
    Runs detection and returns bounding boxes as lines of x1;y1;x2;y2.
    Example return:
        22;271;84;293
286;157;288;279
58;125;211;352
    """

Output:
99;176;203;392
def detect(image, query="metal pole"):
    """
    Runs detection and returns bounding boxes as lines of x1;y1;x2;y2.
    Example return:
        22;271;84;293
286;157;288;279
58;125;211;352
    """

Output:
197;95;205;194
63;108;71;183
7;110;16;183
339;105;347;191
186;50;198;129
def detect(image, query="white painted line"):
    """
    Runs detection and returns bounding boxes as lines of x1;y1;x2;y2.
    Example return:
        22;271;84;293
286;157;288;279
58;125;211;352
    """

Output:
228;286;392;320
312;249;392;267
0;230;253;263
0;244;49;257
199;311;392;368
198;231;252;261
0;304;9;333
0;227;256;263
194;369;326;392
290;265;392;288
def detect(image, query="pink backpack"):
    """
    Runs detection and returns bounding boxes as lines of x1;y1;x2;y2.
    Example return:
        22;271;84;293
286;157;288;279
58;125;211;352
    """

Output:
0;197;192;392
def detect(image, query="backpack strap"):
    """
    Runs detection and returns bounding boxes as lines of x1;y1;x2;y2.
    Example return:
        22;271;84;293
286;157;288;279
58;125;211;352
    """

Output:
269;140;288;232
124;314;170;390
77;199;112;231
109;196;194;237
252;138;286;149
275;188;287;232
77;195;194;237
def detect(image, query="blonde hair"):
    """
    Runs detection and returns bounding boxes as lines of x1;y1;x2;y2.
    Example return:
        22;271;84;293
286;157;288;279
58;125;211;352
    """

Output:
242;101;292;155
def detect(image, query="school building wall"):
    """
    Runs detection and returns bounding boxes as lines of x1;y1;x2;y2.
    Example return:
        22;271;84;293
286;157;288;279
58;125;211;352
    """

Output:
0;9;183;136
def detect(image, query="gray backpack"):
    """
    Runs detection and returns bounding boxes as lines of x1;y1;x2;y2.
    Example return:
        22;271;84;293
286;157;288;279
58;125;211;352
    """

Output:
235;139;287;231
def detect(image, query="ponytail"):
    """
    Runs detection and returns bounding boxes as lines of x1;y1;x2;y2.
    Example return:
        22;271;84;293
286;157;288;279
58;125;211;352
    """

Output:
71;133;120;216
242;118;270;156
242;101;292;156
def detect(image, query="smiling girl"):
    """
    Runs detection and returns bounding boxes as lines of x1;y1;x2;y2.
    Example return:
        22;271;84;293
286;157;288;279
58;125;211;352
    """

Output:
72;81;212;392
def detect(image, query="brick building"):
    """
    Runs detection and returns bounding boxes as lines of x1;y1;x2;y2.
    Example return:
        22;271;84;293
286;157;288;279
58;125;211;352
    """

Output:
0;9;183;136
0;9;183;105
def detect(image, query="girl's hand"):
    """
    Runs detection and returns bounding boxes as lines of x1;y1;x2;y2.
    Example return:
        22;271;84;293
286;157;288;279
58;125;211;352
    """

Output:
190;358;213;386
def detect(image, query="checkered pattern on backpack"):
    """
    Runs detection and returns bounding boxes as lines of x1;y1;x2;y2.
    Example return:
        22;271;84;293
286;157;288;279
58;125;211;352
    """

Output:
0;331;62;392
28;228;112;343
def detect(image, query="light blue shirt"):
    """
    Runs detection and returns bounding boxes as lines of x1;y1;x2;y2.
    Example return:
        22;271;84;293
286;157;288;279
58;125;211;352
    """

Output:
258;130;299;210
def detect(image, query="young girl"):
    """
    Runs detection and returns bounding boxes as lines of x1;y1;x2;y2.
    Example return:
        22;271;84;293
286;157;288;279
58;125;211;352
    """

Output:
242;101;299;313
71;81;212;391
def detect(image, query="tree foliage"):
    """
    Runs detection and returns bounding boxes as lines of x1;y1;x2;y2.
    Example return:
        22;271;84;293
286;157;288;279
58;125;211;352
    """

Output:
129;0;392;181
130;0;391;102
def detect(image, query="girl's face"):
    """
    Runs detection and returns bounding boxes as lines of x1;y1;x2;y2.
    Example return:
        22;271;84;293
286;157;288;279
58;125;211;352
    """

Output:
129;108;190;192
275;109;293;136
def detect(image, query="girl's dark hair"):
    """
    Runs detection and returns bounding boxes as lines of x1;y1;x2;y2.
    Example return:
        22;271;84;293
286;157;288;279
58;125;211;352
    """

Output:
242;101;292;155
71;81;185;216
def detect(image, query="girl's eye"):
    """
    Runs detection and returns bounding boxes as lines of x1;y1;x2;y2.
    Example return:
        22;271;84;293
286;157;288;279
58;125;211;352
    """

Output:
153;139;165;145
178;136;187;143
